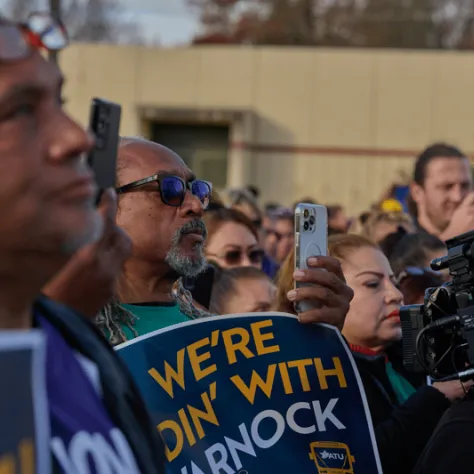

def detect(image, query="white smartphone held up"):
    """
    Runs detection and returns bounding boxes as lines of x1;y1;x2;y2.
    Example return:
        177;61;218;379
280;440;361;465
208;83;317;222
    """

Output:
294;203;328;313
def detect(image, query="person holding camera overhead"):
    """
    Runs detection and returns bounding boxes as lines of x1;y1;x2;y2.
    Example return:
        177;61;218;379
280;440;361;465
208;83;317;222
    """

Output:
275;234;470;474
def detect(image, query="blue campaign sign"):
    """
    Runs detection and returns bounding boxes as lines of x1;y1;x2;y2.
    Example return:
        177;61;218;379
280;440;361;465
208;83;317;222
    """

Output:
0;331;50;474
116;313;382;474
393;185;410;213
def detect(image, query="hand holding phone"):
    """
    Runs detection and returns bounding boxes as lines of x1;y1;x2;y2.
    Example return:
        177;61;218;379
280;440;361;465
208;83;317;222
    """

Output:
294;203;328;313
87;98;121;193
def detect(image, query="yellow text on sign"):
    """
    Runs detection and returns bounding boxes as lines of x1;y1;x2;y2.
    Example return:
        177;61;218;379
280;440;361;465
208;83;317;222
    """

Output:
0;439;34;474
148;320;281;398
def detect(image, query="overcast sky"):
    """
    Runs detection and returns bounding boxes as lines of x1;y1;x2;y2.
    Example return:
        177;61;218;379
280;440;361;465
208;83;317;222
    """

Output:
118;0;199;46
0;0;199;46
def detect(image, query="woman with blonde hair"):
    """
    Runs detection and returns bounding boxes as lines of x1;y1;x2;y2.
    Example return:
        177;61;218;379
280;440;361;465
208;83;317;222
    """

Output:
275;233;468;474
359;210;415;244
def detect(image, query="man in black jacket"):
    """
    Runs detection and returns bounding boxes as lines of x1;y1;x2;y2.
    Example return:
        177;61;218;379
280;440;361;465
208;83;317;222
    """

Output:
0;14;164;473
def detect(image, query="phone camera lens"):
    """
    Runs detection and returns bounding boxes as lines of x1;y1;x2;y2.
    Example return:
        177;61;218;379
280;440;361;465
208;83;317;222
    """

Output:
304;209;309;218
309;215;315;225
304;221;309;231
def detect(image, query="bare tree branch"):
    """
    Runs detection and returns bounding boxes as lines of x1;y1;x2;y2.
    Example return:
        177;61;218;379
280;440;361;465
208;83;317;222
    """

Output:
188;0;474;49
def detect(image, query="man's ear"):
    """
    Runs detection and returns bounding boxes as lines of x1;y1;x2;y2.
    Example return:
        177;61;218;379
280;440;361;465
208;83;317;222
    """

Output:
410;181;424;205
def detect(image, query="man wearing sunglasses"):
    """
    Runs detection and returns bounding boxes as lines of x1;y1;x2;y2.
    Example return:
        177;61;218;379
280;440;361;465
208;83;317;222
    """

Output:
0;13;164;474
97;137;354;345
98;137;212;344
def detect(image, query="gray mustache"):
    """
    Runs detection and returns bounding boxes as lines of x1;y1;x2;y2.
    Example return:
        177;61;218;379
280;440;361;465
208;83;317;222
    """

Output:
178;219;208;241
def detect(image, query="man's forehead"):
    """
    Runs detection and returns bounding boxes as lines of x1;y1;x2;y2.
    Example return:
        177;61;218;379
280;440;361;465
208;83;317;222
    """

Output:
426;156;472;182
118;140;192;181
0;51;62;96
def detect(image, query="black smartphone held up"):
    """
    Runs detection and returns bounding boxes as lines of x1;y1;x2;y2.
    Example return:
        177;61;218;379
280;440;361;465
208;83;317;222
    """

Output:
87;98;121;191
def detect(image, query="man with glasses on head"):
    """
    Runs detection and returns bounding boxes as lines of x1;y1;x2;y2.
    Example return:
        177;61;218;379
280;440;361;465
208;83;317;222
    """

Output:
98;137;354;345
0;14;164;474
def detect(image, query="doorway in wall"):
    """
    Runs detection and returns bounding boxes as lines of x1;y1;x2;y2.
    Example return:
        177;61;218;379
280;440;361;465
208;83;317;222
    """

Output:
150;123;229;189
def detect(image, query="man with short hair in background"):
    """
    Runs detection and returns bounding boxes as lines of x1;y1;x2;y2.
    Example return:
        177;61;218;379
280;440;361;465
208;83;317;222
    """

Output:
410;142;474;240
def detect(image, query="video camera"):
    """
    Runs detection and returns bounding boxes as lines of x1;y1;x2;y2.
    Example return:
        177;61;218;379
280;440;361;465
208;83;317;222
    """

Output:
401;229;474;381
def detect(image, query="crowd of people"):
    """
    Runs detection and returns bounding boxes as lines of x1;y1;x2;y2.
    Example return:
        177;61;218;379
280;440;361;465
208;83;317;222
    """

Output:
4;10;474;474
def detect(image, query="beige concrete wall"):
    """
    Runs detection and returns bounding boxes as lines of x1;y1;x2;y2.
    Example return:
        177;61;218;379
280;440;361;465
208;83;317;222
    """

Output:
60;44;474;215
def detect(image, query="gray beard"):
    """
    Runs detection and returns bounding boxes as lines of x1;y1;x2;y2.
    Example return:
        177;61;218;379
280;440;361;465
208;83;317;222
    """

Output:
165;219;208;278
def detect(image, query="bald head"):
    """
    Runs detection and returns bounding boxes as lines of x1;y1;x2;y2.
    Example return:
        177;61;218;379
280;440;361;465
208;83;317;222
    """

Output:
114;136;207;279
117;137;192;188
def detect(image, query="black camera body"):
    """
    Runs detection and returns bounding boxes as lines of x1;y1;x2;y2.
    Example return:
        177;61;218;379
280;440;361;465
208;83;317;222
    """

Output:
401;229;474;381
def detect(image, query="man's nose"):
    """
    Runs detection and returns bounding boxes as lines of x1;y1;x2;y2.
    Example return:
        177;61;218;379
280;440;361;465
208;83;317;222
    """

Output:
179;190;204;218
48;115;94;164
449;185;465;204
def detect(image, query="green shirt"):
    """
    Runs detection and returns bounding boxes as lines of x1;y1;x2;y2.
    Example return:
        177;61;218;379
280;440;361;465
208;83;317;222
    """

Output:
386;361;417;404
120;302;191;340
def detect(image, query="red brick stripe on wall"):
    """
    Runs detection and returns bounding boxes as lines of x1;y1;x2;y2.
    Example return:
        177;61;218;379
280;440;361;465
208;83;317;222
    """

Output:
230;142;422;158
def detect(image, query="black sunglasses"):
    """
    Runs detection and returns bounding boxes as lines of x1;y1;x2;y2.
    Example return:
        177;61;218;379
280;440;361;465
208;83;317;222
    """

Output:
396;266;442;285
209;248;265;266
116;174;212;209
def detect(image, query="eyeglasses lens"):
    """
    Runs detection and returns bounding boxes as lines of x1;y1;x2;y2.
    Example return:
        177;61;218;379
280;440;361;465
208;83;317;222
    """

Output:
28;13;68;50
225;251;242;265
250;250;264;264
161;177;185;206
224;250;264;265
192;181;211;208
405;267;425;276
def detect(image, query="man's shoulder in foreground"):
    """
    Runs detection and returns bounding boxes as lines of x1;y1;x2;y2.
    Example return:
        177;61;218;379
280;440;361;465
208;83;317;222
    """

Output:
35;294;166;474
413;393;474;474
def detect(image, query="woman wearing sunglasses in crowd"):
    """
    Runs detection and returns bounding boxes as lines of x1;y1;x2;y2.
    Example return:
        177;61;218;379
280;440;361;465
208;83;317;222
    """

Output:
388;229;446;306
225;188;280;278
360;209;415;244
378;230;448;387
388;231;448;282
203;207;265;269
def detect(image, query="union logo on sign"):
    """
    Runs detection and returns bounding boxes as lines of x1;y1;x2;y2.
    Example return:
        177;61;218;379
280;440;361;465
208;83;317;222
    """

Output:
308;441;355;474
